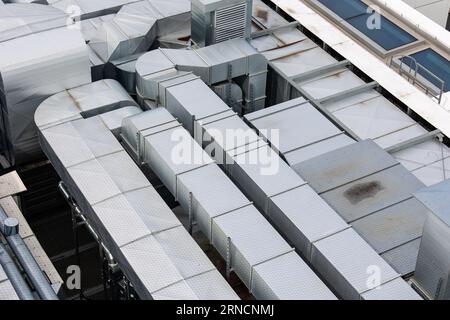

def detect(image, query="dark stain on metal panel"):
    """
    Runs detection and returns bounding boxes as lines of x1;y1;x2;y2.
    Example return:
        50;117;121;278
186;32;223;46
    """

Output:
344;181;384;205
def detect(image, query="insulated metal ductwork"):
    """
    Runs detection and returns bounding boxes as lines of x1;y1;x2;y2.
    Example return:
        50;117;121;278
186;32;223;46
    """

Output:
88;0;191;64
0;21;91;166
34;79;239;300
0;209;57;300
136;38;268;113
414;180;450;300
191;0;253;47
121;107;337;300
134;44;422;300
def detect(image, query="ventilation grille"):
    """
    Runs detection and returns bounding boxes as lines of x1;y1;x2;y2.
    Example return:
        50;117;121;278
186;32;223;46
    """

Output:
214;3;247;43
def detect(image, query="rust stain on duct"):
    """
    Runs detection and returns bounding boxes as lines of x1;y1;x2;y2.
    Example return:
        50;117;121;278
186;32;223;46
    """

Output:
344;181;384;205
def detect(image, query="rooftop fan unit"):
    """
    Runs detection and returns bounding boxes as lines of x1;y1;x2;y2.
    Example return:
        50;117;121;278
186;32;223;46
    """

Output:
191;0;252;47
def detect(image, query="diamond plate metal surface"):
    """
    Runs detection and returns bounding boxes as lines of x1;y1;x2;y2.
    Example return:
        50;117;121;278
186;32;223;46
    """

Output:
252;252;336;300
92;194;152;248
312;228;400;300
269;185;349;259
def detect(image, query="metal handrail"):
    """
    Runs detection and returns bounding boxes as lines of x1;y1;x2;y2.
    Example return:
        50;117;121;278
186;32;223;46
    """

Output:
389;55;445;104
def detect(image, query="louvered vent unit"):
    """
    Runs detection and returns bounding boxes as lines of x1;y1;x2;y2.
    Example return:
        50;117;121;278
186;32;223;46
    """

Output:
192;0;252;47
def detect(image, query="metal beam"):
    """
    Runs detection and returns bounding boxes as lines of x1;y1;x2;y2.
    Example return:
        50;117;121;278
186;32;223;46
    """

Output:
386;129;442;154
251;21;300;39
290;60;351;83
318;82;379;105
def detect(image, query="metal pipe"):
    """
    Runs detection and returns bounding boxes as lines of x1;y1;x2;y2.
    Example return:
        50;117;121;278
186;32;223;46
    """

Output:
0;208;58;300
0;242;35;300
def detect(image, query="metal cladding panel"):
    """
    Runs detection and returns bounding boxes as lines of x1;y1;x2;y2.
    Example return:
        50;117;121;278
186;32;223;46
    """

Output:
414;179;450;226
263;44;334;77
294;140;400;194
152;280;199;300
321;165;425;223
120;235;186;294
96;151;151;193
330;96;418;140
48;0;141;20
196;40;248;83
361;278;422;300
98;106;142;134
0;281;19;301
0;27;91;164
165;79;231;134
202;114;260;164
230;144;306;214
381;238;421;276
92;194;153;248
124;187;181;234
183;270;240;300
176;164;251;240
284;134;355;166
298;70;366;100
268;185;349;260
251;252;336;300
211;205;293;288
245;102;342;155
121;107;177;150
311;228;400;300
393;140;450;172
142;127;214;195
322;90;381;113
154;226;216;279
374;124;428;149
0;3;68;42
351;198;428;254
67;158;122;205
414;211;450;300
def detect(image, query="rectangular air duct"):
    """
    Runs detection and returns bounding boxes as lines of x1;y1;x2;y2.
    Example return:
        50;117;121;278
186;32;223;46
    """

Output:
191;0;252;47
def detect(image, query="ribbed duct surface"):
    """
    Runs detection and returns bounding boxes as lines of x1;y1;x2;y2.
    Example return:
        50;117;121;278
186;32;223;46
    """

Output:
35;80;238;300
121;108;337;300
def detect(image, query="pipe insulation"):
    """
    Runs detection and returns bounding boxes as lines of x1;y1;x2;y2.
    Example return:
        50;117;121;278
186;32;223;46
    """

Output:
0;208;58;300
0;242;34;300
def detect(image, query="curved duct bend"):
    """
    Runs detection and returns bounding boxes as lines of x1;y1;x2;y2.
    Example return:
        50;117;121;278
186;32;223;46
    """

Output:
34;79;239;300
136;38;268;113
88;0;191;64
